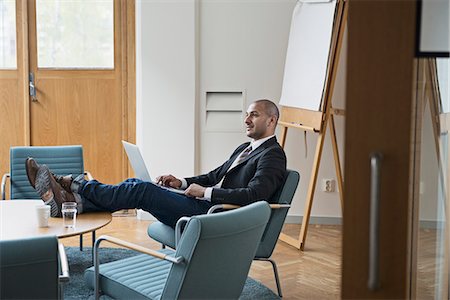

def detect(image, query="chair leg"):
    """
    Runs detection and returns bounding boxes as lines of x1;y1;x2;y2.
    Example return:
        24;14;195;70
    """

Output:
79;234;83;251
59;283;64;300
92;231;96;263
255;258;283;297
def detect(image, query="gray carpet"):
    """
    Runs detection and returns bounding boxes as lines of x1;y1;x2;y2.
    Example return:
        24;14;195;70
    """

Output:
64;247;280;300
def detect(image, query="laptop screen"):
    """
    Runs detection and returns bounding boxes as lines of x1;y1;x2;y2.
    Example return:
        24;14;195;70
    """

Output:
122;140;152;182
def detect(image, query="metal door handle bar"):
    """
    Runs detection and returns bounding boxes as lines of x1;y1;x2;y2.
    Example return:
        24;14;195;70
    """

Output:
368;152;382;291
29;72;38;102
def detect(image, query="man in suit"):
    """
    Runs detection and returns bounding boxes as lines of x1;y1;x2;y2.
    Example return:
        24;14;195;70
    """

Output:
26;99;287;227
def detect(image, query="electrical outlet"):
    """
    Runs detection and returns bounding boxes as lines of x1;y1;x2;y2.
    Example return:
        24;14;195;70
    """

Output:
322;179;335;192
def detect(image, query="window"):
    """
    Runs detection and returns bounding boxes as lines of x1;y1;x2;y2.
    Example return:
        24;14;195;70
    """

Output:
36;0;114;69
0;0;17;69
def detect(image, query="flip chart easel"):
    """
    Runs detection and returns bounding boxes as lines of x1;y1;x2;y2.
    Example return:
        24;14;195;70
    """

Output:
277;0;348;250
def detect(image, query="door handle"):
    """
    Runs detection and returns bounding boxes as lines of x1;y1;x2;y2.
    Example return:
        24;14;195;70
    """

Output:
29;72;38;102
368;152;382;291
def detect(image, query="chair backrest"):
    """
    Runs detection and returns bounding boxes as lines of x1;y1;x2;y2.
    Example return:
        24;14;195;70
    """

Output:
0;236;59;299
162;201;271;300
256;169;300;258
9;145;85;199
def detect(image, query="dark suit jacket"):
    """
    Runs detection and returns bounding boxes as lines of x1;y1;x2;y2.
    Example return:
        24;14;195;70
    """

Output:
185;136;287;205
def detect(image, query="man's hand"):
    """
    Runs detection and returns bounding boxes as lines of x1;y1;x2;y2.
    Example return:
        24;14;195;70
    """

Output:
155;174;182;189
184;183;206;198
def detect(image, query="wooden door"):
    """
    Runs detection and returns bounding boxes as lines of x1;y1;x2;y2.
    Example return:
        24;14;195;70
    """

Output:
342;0;417;298
0;0;135;188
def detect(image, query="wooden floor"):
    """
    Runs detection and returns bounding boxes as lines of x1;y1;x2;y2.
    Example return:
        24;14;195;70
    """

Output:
62;216;342;299
61;215;442;299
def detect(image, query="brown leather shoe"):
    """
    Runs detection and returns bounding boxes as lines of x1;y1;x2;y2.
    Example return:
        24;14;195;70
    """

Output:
53;174;73;193
35;165;76;217
25;157;40;188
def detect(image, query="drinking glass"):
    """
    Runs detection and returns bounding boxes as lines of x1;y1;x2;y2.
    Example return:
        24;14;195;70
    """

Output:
62;202;77;228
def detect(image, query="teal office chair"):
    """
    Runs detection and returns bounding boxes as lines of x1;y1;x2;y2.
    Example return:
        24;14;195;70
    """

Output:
0;235;69;299
147;169;300;297
1;145;93;200
85;201;271;300
1;145;93;250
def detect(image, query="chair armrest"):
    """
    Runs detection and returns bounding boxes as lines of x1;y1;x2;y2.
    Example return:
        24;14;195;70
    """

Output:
94;235;184;264
1;173;10;200
84;171;94;181
207;203;290;214
207;204;240;214
93;235;184;300
269;204;291;209
175;217;191;248
58;243;70;282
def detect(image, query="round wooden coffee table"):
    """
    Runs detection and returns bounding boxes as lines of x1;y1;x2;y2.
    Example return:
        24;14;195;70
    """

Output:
0;200;111;242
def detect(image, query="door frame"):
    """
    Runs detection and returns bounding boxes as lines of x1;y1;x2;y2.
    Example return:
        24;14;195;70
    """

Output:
15;0;30;145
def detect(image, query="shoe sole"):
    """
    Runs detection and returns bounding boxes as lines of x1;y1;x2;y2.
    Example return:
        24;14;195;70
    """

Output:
35;165;51;197
35;165;61;217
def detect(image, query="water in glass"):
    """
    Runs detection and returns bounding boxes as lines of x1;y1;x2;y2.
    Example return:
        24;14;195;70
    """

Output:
62;202;77;228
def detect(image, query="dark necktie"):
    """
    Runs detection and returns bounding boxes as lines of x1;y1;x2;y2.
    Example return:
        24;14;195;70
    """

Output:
235;146;252;165
219;145;253;186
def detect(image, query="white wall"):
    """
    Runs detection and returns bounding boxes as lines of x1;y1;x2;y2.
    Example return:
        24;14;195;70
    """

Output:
198;0;297;176
136;0;345;222
138;0;197;177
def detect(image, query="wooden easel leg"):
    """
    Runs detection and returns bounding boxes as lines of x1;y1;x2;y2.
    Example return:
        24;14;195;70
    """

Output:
278;127;326;250
425;59;442;171
425;59;447;199
298;128;327;250
329;114;344;212
278;125;305;249
279;125;288;148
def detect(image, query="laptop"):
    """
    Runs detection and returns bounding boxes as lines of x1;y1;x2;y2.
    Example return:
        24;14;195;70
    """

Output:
122;140;185;194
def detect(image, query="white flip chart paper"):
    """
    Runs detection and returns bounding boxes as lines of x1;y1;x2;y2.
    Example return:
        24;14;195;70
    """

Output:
280;0;337;111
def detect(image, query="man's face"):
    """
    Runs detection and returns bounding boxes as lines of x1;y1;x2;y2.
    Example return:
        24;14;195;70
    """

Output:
244;103;274;140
